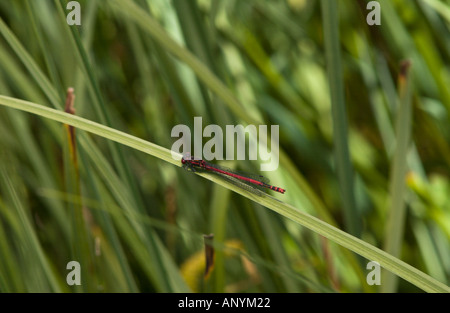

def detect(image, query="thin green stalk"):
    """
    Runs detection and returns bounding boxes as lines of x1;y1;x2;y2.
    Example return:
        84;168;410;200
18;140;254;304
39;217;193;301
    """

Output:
382;61;414;293
209;185;230;292
321;0;360;236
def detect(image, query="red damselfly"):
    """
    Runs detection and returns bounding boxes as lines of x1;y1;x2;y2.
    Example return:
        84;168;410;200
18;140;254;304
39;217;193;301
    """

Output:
181;154;286;194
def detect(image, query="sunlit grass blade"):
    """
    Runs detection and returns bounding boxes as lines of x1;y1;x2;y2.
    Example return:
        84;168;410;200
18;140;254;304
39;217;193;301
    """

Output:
382;60;414;293
422;0;450;22
109;0;354;253
321;0;359;236
1;95;448;292
0;95;176;164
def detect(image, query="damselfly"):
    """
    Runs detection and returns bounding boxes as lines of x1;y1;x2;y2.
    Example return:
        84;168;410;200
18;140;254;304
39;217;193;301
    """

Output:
181;154;286;194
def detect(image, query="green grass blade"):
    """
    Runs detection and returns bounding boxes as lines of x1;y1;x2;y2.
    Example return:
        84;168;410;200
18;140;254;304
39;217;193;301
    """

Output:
109;0;260;125
0;17;61;107
321;0;360;236
422;0;450;22
1;95;448;293
108;0;349;245
0;162;64;292
382;61;414;292
209;185;231;292
0;95;176;164
54;0;147;218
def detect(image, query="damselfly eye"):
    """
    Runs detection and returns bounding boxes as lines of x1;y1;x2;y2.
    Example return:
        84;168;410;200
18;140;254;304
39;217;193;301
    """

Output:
183;152;192;160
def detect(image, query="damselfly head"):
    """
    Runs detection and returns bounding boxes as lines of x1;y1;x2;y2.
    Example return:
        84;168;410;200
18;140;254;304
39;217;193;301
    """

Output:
181;152;192;163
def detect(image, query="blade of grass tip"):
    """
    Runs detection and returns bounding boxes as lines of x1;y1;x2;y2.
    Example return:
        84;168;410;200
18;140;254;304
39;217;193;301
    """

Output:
203;234;215;281
321;0;360;237
0;95;178;165
1;96;448;292
63;88;93;292
55;0;147;216
382;60;414;293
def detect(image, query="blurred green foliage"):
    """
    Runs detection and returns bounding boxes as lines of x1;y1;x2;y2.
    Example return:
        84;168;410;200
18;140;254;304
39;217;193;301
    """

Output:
0;0;449;292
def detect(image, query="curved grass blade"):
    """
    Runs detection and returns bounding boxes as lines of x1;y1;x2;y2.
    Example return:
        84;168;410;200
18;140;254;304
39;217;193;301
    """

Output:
0;95;448;292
